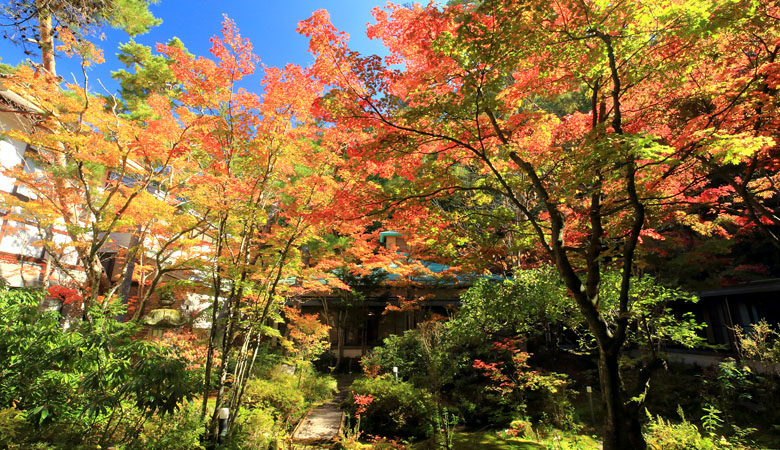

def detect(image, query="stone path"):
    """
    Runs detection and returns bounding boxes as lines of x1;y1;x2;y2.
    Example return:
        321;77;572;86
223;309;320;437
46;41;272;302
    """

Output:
290;375;353;445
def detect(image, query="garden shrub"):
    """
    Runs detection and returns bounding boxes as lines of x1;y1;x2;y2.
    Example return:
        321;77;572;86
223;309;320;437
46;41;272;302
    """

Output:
506;416;536;440
132;402;205;450
344;377;435;440
243;373;307;426
341;436;407;449
644;363;703;422
232;364;336;449
524;380;578;431
715;359;754;405
363;324;568;430
704;358;780;432
364;326;504;427
361;329;427;384
248;343;286;378
0;287;202;448
231;406;280;450
644;408;721;450
0;407;26;448
242;365;335;425
735;319;780;364
299;369;338;404
644;361;780;447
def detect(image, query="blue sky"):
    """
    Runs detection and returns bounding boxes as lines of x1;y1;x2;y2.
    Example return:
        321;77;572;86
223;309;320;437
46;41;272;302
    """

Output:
0;1;394;94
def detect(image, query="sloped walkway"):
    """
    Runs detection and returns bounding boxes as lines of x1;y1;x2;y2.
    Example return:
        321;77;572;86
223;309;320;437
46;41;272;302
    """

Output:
291;375;353;445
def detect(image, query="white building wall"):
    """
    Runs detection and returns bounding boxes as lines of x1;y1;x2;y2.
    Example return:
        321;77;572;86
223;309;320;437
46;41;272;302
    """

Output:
0;137;26;193
0;220;43;258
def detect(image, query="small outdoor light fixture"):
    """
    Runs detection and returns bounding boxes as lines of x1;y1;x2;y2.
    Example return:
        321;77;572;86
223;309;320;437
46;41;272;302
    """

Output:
586;386;596;426
392;366;399;381
217;407;230;443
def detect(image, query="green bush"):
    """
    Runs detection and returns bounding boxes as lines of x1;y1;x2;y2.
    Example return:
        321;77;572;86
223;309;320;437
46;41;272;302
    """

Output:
361;329;428;383
705;358;780;432
363;323;575;430
132;402;205;450
299;369;338;405
243;375;306;426
344;377;435;440
363;327;510;428
455;271;579;341
231;406;280;450
0;407;27;448
735;319;780;363
644;361;779;447
644;409;721;450
0;287;202;448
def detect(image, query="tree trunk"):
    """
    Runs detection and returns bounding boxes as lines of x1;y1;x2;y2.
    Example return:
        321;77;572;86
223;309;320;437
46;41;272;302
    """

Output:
227;334;261;431
80;257;104;320
201;216;227;421
36;2;55;75
336;309;345;370
598;348;646;450
117;231;141;322
208;283;244;440
38;229;54;310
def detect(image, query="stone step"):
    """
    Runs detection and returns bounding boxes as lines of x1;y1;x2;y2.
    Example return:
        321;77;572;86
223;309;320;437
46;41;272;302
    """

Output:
291;375;354;444
291;406;345;443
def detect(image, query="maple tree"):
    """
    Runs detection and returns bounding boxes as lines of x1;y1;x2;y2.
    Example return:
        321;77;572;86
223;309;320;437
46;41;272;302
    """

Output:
282;305;331;386
95;36;210;320
350;391;374;439
472;338;566;398
0;1;169;315
660;2;780;250
0;37;197;318
0;13;372;444
2;12;417;441
154;17;394;439
297;1;774;448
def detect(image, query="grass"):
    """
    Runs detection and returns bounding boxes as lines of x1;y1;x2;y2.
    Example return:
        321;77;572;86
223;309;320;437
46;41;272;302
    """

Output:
410;430;602;450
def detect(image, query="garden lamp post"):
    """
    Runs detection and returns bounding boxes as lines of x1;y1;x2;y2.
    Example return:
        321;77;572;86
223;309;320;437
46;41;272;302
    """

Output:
393;366;398;381
586;386;596;427
218;407;230;443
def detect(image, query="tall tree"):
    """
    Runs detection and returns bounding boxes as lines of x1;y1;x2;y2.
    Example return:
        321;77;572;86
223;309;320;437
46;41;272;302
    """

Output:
1;0;160;75
298;2;760;448
0;37;194;319
1;1;163;308
157;17;382;440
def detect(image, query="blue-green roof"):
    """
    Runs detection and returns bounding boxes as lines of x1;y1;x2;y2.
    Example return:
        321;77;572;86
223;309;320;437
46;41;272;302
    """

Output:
379;231;402;243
